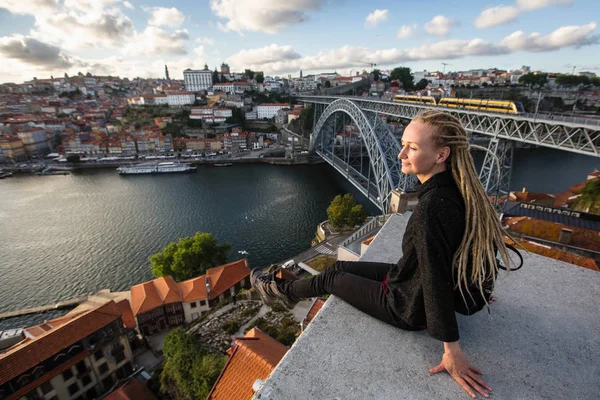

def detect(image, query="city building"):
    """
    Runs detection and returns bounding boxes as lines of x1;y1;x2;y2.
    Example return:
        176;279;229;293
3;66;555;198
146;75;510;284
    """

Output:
222;130;250;153
257;103;290;119
0;301;135;400
130;276;185;336
206;328;288;400
276;108;290;125
220;63;230;75
183;65;213;92
166;91;195;107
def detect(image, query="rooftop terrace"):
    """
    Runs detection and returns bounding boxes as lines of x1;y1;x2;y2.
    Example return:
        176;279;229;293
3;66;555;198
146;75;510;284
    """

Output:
254;213;599;399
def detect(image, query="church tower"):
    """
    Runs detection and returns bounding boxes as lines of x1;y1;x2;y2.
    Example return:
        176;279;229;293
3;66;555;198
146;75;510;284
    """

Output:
165;65;170;80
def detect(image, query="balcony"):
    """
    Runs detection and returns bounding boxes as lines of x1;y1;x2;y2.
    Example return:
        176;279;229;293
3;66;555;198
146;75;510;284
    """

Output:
253;213;599;399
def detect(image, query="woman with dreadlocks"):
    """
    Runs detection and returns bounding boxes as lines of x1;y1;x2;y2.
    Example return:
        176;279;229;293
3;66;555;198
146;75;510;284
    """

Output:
251;110;511;399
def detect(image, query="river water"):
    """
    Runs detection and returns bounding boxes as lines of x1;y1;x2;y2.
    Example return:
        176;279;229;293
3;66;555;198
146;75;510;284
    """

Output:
0;148;598;329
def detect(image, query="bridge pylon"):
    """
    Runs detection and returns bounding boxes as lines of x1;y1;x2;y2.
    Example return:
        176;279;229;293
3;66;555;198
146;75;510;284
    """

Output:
478;138;514;205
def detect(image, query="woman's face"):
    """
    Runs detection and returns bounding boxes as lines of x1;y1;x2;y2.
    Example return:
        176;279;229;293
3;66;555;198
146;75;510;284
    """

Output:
398;120;449;182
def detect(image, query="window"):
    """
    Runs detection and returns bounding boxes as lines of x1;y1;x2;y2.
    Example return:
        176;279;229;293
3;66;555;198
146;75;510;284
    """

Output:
81;373;92;387
76;361;87;375
93;349;103;361
114;351;126;364
102;375;114;391
85;387;97;400
40;381;53;394
192;312;199;320
190;302;196;308
200;300;206;306
98;363;109;375
68;382;80;396
62;369;73;381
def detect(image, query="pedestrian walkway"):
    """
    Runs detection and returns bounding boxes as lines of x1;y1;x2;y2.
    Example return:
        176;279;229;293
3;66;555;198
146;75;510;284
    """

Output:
314;243;337;256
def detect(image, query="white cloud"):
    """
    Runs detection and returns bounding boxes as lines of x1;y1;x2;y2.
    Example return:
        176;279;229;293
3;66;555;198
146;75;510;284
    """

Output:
424;15;459;37
194;45;205;57
397;24;417;39
226;23;598;75
123;1;133;9
0;34;74;68
516;0;573;10
365;9;388;28
0;0;58;15
210;0;325;34
196;37;215;45
146;7;185;28
124;27;190;56
474;5;520;28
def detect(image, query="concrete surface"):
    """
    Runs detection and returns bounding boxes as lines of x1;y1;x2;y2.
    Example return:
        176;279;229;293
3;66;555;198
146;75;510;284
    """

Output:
254;213;600;400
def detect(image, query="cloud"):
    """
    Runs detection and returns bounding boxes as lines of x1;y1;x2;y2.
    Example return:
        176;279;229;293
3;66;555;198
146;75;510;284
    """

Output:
226;23;598;75
475;0;575;29
123;1;133;9
196;37;215;45
146;7;185;28
31;9;135;50
365;9;388;28
194;45;205;57
210;0;325;34
124;27;189;56
424;15;459;37
0;35;74;68
516;0;573;10
0;0;58;15
397;24;417;39
474;5;520;28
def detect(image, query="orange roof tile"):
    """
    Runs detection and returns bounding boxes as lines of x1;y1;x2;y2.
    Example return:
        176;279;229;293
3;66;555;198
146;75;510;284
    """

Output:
178;275;207;303
130;281;163;316
0;301;121;385
115;299;136;329
207;328;288;400
104;378;159;400
153;276;181;304
207;259;251;300
303;298;326;326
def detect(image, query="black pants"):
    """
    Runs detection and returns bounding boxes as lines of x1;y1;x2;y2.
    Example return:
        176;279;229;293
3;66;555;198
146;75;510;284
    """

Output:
278;260;412;329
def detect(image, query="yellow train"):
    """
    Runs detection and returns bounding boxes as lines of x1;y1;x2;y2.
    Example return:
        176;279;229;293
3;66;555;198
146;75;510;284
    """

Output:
392;95;524;114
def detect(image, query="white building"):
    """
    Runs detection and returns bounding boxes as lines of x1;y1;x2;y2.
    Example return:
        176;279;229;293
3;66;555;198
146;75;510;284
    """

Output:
167;92;195;106
214;108;232;118
184;65;213;92
257;103;290;119
179;276;211;323
245;109;257;120
213;82;235;94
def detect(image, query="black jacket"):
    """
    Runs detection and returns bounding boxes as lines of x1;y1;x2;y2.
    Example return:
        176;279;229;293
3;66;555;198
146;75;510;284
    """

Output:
386;170;466;342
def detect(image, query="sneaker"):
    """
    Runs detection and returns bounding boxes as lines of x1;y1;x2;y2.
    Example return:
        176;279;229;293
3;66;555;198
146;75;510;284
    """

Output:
251;267;299;308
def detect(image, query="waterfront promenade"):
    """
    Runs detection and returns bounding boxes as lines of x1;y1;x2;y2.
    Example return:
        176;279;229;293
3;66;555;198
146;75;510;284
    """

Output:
0;297;87;321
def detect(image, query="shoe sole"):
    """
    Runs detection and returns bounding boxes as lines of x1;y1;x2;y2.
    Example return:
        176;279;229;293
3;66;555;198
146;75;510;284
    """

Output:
250;268;277;306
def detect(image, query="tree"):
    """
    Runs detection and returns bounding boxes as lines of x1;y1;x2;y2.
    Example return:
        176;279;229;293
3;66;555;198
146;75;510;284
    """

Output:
574;178;600;214
555;75;589;87
326;194;367;230
414;78;429;91
66;154;81;163
244;69;255;79
300;106;314;132
390;67;414;90
256;72;264;83
518;73;548;88
160;328;226;400
372;69;381;82
149;232;231;281
324;80;331;88
212;68;220;84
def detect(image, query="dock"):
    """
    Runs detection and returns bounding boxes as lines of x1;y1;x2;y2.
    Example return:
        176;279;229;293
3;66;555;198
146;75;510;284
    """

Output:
0;296;88;321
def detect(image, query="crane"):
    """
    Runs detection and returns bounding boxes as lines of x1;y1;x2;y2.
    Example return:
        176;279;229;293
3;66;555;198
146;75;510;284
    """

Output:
441;62;452;87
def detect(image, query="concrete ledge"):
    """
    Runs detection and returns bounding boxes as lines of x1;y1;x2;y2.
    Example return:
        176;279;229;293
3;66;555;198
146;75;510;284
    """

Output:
254;214;600;399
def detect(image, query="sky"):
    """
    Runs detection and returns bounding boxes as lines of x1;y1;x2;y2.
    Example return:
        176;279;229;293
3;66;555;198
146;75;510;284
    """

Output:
0;0;598;83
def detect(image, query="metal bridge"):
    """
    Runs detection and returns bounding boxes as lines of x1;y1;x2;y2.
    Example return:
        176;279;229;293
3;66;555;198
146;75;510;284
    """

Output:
297;95;600;212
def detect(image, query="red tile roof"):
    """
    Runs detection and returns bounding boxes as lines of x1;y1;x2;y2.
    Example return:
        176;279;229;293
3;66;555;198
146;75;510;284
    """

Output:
0;301;121;385
178;275;207;303
116;299;136;329
303;298;326;326
104;378;159;400
207;259;251;299
130;276;181;316
207;328;288;400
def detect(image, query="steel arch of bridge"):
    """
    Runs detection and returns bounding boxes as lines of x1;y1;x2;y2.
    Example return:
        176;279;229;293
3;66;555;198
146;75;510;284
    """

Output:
311;98;415;212
299;95;600;158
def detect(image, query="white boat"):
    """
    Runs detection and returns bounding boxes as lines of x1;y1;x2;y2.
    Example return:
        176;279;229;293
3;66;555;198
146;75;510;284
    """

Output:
117;161;196;175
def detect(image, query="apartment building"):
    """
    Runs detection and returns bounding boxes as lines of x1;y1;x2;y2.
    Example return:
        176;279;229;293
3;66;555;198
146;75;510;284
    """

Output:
184;66;213;92
257;103;290;119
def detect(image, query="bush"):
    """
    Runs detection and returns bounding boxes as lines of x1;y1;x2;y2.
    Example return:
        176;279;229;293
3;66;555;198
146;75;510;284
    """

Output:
222;320;240;335
307;256;336;272
270;301;288;313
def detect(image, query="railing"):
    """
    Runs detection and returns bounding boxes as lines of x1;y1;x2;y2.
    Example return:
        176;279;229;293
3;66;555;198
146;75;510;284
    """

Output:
340;214;388;249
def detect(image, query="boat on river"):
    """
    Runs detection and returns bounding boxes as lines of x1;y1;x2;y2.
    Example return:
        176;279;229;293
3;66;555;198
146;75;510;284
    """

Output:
117;161;196;175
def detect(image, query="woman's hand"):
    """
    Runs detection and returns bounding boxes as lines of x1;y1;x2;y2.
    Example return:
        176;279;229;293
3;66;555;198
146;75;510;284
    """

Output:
429;342;492;399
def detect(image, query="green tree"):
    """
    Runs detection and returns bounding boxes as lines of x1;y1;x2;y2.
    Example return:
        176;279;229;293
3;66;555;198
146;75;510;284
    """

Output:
390;67;414;90
300;106;314;132
160;328;226;400
372;69;381;82
574;178;600;214
149;232;231;281
518;73;548;88
324;80;331;88
414;78;429;91
555;75;589;87
212;68;220;84
326;194;367;230
66;154;81;163
256;72;265;83
244;69;255;79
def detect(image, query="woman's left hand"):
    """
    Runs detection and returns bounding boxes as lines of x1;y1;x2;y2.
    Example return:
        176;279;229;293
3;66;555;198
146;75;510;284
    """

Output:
429;349;492;399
